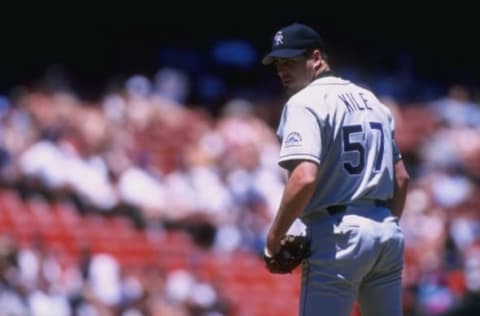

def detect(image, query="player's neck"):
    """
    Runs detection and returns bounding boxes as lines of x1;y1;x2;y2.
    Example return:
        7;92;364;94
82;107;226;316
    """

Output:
313;68;334;81
312;62;333;81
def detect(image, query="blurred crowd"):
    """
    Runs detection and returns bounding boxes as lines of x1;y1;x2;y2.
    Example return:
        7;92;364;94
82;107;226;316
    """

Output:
393;84;480;316
0;233;232;316
0;67;479;315
0;70;290;316
1;70;290;239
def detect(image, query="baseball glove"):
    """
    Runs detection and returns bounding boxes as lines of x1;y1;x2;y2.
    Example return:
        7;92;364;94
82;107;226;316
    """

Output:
264;235;311;274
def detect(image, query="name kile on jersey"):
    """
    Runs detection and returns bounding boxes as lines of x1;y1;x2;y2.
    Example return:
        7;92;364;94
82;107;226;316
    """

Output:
338;92;373;113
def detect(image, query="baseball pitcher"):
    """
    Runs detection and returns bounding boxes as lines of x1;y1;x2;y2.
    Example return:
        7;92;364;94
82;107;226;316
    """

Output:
262;22;410;316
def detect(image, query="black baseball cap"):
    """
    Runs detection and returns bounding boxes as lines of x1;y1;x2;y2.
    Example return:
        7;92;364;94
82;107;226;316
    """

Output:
262;22;325;65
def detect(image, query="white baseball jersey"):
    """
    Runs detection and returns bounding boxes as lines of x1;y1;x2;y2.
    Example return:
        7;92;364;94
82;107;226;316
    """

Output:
276;75;401;215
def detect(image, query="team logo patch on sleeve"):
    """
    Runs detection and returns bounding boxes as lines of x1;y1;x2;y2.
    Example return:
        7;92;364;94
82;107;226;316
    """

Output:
284;132;302;147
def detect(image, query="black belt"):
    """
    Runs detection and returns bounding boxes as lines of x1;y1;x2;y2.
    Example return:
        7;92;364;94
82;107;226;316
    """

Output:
326;200;388;216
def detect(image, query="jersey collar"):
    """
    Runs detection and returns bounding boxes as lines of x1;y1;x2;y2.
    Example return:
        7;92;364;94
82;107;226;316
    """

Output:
313;70;336;80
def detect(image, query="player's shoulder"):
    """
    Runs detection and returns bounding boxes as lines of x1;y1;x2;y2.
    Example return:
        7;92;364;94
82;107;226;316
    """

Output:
350;81;375;97
353;83;393;114
285;90;312;110
311;75;350;86
287;76;345;107
308;76;351;94
287;91;309;108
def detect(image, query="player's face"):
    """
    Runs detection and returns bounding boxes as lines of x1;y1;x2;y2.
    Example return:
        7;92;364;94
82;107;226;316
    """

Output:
274;56;316;95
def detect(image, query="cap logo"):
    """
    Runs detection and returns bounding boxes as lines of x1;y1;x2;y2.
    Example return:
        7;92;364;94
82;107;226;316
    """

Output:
274;31;284;46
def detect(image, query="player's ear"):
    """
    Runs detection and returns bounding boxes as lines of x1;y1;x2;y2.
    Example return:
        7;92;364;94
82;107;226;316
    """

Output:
313;49;321;58
311;49;325;67
315;49;328;65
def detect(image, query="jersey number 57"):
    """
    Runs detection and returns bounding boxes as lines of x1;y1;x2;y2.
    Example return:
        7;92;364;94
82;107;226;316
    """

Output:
342;122;384;174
